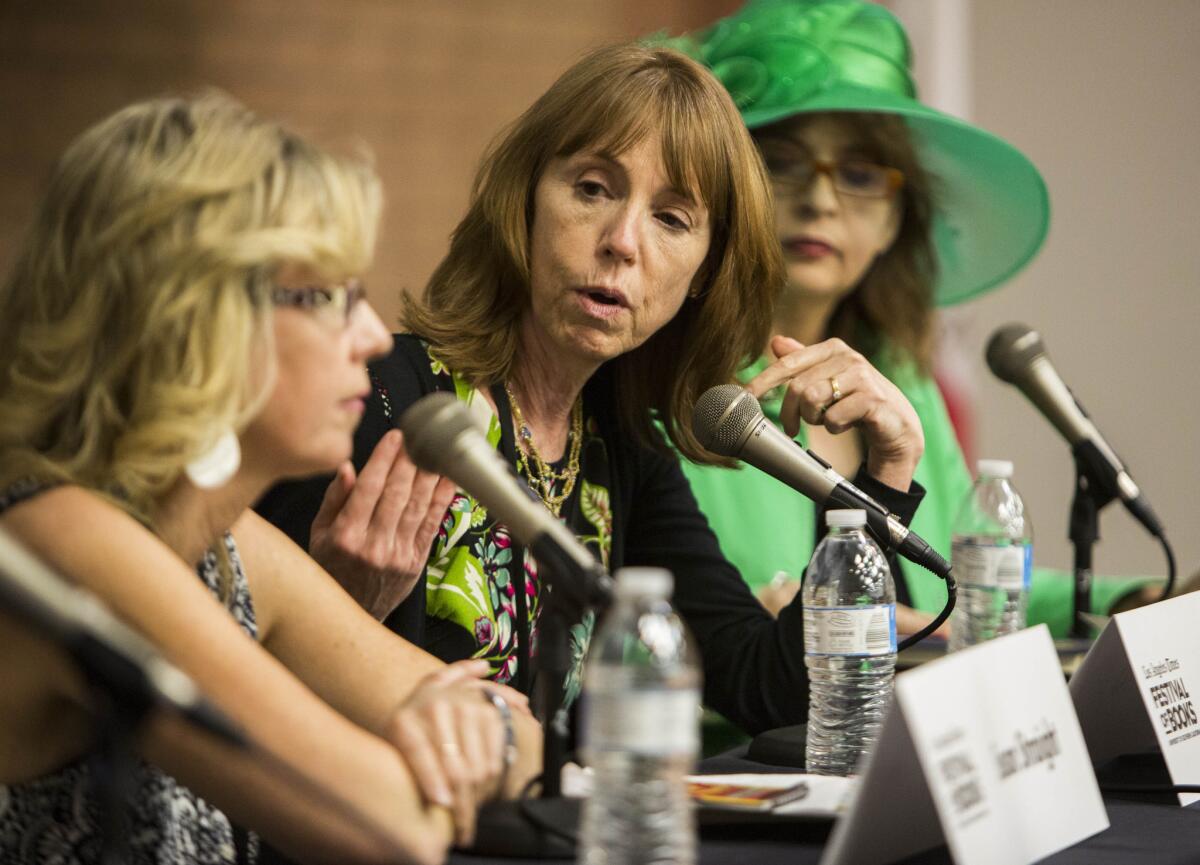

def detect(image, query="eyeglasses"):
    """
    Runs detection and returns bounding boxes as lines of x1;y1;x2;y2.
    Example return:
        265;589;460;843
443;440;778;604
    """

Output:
271;278;367;327
761;144;904;199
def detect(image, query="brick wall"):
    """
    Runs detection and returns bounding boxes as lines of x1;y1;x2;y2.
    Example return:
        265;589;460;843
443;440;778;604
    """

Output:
0;0;736;328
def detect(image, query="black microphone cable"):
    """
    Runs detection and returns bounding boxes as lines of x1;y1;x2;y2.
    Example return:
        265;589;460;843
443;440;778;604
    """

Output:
1158;534;1177;602
898;569;956;652
692;384;955;651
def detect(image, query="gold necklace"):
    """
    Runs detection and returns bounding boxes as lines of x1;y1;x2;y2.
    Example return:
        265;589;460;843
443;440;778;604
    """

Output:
504;383;583;517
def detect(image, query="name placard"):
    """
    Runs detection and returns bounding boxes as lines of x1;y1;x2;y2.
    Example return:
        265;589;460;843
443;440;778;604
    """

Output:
1070;592;1200;805
822;626;1108;865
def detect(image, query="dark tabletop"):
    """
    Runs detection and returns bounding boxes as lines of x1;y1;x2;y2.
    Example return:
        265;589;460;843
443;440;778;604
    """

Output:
449;749;1200;865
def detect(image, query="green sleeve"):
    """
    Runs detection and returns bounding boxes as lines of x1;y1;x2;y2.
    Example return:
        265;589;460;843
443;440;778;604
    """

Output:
891;366;973;613
1026;569;1163;637
678;357;817;590
679;455;817;591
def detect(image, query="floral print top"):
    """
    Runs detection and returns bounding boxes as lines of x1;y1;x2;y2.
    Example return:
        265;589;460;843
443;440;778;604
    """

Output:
379;342;613;711
0;481;258;865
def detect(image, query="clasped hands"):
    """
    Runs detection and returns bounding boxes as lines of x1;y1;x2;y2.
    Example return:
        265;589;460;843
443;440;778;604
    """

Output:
387;659;534;847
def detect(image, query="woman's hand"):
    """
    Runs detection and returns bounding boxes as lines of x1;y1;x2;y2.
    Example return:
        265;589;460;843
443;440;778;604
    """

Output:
383;660;532;848
309;429;457;620
746;335;925;491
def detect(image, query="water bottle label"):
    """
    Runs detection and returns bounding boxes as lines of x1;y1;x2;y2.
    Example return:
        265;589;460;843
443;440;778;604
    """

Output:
803;604;897;656
582;689;699;757
952;541;1032;590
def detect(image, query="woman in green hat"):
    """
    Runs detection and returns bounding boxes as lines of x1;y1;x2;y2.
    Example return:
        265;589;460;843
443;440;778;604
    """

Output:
672;0;1145;636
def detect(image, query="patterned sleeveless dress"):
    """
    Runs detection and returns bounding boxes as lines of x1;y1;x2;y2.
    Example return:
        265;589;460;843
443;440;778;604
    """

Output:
0;480;259;864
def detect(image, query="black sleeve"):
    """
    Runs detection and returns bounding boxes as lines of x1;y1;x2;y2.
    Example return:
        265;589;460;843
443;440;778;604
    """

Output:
623;447;808;735
253;335;438;642
623;454;928;736
847;466;926;608
850;465;925;526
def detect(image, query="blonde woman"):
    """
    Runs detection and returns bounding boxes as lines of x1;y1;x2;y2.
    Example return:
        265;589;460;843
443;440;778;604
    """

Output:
0;94;539;865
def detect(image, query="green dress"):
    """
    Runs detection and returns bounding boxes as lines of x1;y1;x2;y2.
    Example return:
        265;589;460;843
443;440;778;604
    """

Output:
680;356;1152;637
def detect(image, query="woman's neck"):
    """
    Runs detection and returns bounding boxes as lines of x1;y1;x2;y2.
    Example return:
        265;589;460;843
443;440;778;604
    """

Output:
504;320;597;461
772;289;841;350
153;472;267;566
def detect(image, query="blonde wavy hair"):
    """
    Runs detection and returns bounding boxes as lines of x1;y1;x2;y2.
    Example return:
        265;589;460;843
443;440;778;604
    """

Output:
0;92;381;528
404;43;784;464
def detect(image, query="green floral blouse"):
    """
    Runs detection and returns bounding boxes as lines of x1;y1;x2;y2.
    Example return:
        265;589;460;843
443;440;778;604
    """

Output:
413;344;612;709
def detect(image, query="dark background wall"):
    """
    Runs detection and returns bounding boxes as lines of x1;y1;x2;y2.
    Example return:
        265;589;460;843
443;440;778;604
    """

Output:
0;0;735;328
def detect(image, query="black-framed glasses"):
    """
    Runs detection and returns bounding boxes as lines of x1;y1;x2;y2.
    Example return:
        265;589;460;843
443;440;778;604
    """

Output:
760;143;905;199
271;278;367;327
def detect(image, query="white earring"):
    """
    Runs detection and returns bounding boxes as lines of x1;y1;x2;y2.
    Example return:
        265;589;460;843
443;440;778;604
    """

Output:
185;429;241;489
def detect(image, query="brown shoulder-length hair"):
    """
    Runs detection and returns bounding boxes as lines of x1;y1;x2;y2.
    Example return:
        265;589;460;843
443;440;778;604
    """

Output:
404;43;784;464
754;112;939;374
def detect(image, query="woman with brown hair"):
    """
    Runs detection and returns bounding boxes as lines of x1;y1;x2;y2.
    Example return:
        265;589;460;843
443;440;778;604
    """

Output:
259;41;927;733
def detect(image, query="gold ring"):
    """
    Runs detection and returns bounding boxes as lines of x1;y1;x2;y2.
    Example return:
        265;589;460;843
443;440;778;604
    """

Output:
829;376;842;403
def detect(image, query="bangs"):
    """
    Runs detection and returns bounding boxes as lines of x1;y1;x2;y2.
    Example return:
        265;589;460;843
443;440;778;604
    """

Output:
550;65;731;226
215;137;381;282
262;139;380;277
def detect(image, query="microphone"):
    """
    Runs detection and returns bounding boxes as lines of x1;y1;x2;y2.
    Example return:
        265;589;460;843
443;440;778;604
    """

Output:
399;392;612;609
986;323;1163;537
0;527;245;747
692;384;951;580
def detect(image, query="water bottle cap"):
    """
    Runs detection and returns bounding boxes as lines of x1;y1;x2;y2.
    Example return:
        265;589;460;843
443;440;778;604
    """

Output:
977;458;1014;479
825;508;867;528
613;567;673;599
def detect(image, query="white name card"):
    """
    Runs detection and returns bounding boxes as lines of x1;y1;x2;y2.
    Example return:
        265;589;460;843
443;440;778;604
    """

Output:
822;625;1108;865
1070;591;1200;805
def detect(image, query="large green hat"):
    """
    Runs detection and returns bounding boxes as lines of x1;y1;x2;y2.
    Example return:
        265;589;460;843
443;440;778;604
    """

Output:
661;0;1050;306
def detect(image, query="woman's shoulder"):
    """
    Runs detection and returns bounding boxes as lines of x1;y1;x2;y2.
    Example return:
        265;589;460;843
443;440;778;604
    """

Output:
0;484;244;617
0;482;127;533
367;333;456;418
373;332;439;379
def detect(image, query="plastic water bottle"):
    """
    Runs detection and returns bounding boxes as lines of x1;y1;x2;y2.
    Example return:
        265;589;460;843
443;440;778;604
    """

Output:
580;567;700;865
803;509;896;776
948;459;1033;652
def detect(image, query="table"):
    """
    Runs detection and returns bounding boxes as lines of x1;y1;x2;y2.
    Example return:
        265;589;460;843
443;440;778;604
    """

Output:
449;749;1200;865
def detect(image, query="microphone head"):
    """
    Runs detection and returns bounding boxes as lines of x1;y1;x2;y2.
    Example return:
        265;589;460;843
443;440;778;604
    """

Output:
397;392;478;475
692;384;764;456
985;323;1046;384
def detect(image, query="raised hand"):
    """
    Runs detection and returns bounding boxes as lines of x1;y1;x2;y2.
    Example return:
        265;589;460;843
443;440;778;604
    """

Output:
746;334;924;491
310;428;458;620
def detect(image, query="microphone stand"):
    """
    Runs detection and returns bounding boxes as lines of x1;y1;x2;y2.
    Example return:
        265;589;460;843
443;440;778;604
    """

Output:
470;538;612;859
1068;441;1119;638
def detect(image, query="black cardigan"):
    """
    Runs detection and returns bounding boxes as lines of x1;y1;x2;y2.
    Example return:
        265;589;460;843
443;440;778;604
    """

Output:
256;334;924;734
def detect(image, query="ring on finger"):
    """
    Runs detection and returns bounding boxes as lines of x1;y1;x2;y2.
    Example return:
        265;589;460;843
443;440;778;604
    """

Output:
818;377;843;416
